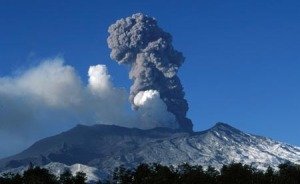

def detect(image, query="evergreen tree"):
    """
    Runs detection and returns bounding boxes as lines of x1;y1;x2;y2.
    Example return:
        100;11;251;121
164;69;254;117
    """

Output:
205;166;219;184
112;165;133;184
218;163;255;184
22;166;58;184
59;169;74;184
148;164;177;184
177;163;210;184
73;172;87;184
278;162;300;184
132;163;153;184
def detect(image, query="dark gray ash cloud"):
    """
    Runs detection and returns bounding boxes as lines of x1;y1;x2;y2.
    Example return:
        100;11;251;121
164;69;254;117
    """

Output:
107;13;193;131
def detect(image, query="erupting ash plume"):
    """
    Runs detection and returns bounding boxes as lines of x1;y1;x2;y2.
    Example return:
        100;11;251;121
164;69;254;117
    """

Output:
107;13;193;131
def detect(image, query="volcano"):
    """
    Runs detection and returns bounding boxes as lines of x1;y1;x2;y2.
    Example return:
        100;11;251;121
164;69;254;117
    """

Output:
1;123;300;182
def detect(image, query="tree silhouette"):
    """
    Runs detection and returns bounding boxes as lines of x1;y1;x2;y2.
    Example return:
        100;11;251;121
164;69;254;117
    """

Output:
59;169;73;184
1;161;300;184
22;166;58;184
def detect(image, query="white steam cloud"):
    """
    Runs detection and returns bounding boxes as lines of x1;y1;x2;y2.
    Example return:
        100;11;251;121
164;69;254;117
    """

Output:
0;57;177;157
88;65;112;93
134;90;177;129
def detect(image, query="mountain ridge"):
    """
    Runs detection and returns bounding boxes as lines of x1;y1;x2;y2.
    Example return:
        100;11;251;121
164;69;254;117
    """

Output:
1;122;300;180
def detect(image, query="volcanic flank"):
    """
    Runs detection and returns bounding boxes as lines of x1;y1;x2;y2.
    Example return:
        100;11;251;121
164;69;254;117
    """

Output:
1;123;300;182
107;13;193;131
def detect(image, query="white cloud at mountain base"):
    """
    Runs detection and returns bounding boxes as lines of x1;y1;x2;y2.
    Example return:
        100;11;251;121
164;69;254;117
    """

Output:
0;57;177;157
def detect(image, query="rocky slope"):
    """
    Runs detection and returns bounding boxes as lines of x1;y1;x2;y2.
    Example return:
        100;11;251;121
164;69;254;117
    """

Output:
1;123;300;181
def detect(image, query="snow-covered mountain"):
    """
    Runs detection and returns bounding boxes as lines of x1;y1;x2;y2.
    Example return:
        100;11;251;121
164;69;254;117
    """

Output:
1;122;300;182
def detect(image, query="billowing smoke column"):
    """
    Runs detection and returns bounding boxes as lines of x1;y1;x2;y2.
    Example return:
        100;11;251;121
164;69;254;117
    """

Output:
107;13;193;131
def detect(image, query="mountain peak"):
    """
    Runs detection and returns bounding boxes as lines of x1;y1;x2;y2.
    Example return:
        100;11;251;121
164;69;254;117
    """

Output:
213;122;238;130
208;122;244;136
214;122;232;127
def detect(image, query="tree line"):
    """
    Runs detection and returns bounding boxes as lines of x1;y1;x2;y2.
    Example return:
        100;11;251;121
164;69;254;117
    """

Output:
1;162;300;184
0;163;87;184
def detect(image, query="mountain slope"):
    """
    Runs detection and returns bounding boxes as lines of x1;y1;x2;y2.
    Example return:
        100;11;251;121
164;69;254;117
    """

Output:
1;123;300;178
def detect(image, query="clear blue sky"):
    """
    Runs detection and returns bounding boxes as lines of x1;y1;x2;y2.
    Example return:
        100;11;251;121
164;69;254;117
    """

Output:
1;0;300;146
